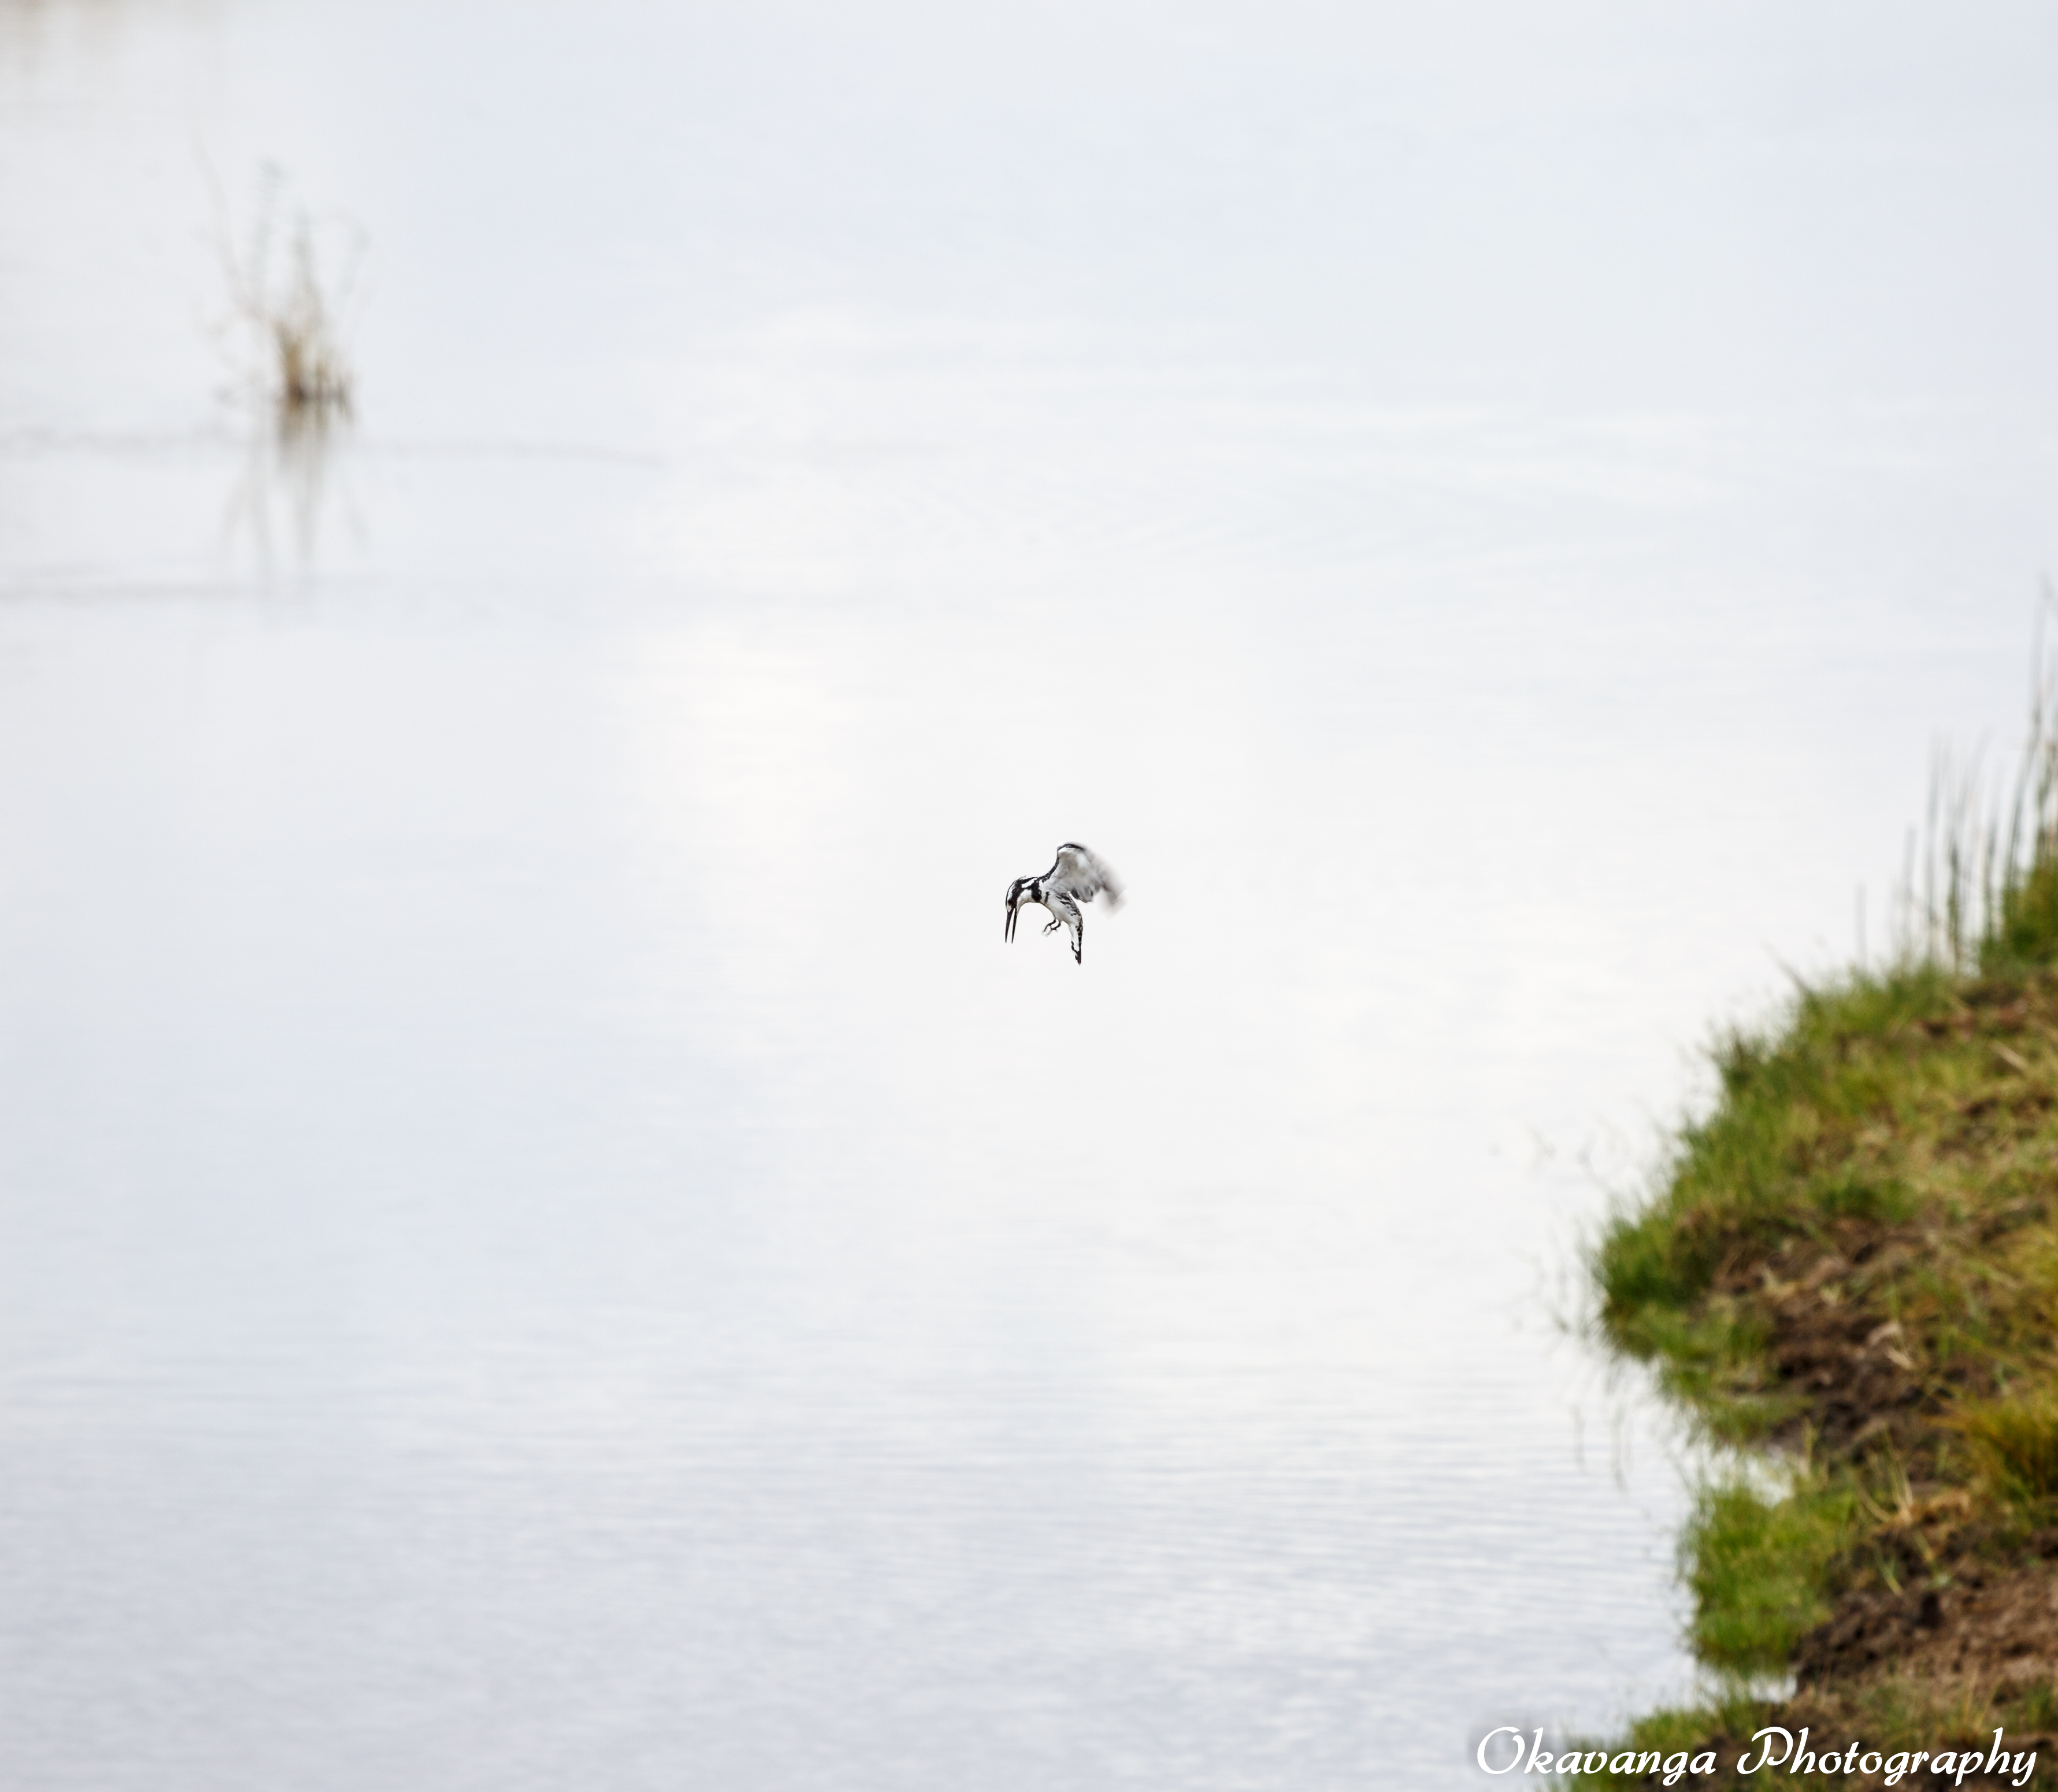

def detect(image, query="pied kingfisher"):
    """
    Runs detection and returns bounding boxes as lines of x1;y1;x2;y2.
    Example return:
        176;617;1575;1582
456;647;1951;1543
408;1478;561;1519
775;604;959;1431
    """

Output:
1004;843;1123;964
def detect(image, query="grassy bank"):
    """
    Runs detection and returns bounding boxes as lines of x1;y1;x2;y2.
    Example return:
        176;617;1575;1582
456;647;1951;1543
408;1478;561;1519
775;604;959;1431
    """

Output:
1570;708;2058;1788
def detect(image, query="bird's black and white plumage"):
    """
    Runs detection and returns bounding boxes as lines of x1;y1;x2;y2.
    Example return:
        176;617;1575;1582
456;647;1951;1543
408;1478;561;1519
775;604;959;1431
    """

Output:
1004;843;1123;964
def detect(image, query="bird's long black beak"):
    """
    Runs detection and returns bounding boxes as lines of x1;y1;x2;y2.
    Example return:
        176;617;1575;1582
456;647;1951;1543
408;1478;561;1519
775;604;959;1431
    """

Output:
1004;898;1016;943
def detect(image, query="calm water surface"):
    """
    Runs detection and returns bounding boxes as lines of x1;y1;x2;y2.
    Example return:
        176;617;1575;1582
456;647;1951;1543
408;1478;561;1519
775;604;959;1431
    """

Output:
5;4;2058;1787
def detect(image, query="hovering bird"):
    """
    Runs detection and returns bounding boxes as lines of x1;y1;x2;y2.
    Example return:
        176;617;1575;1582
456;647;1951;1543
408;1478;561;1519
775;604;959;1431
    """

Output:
1004;843;1123;964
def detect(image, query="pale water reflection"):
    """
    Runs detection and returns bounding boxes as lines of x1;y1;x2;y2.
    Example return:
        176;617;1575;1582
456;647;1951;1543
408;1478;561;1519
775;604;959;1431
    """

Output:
3;3;2058;1787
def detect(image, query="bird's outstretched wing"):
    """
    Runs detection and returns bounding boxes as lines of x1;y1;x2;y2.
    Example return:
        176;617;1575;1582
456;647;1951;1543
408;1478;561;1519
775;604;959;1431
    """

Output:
1047;843;1123;909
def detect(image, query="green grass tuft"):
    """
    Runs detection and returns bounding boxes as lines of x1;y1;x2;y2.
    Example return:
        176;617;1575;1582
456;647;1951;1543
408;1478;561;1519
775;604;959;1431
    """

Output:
1956;1392;2058;1508
1985;857;2058;972
1682;1476;1859;1674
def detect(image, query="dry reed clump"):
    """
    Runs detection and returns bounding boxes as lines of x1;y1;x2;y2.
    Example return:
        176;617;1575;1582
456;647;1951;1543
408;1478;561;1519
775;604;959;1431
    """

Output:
210;162;363;420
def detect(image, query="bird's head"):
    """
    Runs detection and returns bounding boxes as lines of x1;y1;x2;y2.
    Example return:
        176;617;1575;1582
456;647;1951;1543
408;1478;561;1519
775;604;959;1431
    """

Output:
1004;877;1032;943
